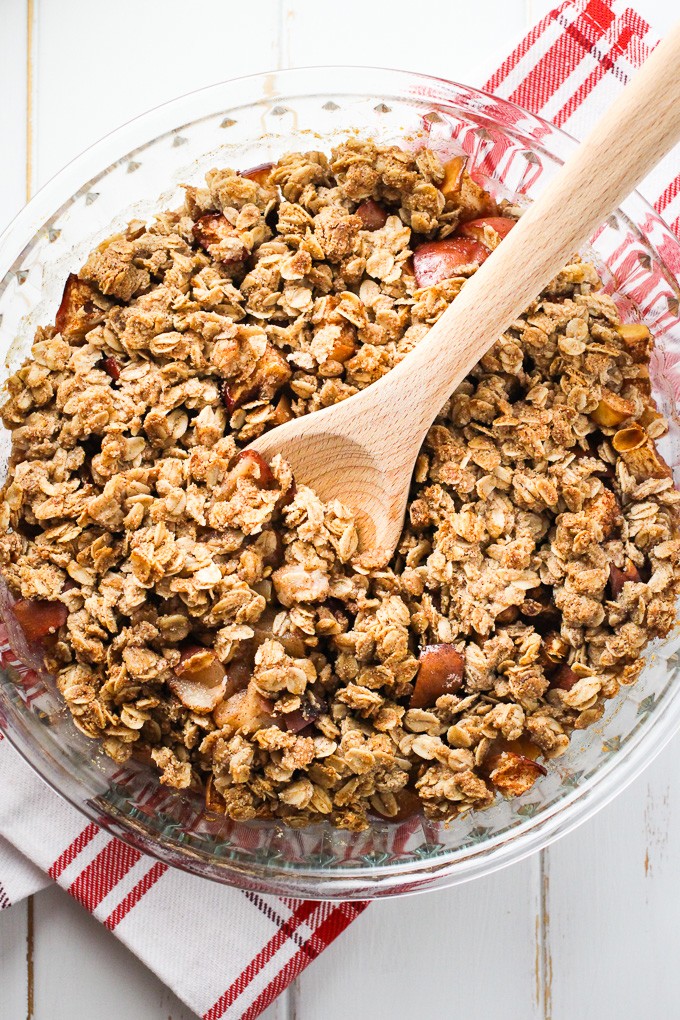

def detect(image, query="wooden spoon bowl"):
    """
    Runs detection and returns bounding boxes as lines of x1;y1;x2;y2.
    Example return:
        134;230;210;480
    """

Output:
250;24;680;556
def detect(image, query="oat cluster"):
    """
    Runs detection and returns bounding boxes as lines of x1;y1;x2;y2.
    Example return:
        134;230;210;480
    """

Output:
1;139;679;831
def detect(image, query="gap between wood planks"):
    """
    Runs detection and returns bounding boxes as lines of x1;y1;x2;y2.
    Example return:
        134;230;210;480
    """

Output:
26;895;34;1020
25;6;35;1014
538;852;553;1020
25;3;35;1013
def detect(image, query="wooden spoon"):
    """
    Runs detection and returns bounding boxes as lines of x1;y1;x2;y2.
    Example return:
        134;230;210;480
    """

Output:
250;23;680;556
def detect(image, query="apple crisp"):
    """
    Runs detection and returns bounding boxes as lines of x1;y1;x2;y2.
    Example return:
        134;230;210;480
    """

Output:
2;140;679;831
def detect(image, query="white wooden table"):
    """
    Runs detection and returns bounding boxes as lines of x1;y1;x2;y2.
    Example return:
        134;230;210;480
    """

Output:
0;1;678;1017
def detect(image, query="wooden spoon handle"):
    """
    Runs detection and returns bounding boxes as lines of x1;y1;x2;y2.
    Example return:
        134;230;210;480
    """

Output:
395;21;680;432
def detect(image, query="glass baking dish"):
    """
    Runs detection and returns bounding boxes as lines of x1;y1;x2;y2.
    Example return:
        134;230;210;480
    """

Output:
1;66;679;899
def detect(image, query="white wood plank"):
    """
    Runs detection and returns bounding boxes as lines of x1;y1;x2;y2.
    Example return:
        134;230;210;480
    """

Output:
0;0;28;229
31;0;281;189
31;885;199;1019
544;731;680;1020
27;883;289;1020
0;899;30;1018
295;858;544;1020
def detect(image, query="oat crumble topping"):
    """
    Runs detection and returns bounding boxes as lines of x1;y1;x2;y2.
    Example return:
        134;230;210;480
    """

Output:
2;140;679;831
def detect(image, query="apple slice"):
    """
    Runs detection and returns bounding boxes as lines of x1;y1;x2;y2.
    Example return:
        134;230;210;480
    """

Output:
620;442;672;482
205;775;227;815
225;450;276;493
168;645;227;713
612;424;646;454
255;345;292;400
439;156;467;203
101;356;121;381
278;684;327;733
483;749;546;796
372;787;422;822
273;392;294;426
239;162;275;186
12;599;68;644
169;671;226;713
280;699;321;734
550;664;580;692
328;326;358;364
609;559;642;598
250;608;306;658
616;322;653;363
438;160;497;220
501;735;544;761
458;216;516;244
213;685;276;734
55;274;108;338
590;389;635;427
193;213;248;265
175;644;223;677
540;632;570;669
412;238;490;288
221;346;291;413
220;379;257;415
356;200;388;231
193;212;234;249
410;643;464;708
279;707;313;734
222;656;252;700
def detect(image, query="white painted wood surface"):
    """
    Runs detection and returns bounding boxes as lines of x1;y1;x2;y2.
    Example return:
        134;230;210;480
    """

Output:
0;1;678;1018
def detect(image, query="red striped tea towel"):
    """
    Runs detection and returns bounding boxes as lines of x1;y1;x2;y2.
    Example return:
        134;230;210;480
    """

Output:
0;732;368;1019
486;0;680;231
1;2;678;1017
